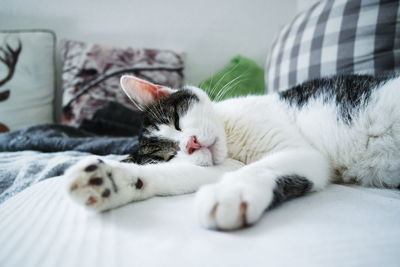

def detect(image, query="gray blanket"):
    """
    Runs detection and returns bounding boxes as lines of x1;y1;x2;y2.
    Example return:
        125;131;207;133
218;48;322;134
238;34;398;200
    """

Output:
0;124;140;155
0;123;142;203
0;151;125;204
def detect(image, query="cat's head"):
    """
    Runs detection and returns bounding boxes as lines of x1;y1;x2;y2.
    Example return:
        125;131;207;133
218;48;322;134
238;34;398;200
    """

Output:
120;75;227;166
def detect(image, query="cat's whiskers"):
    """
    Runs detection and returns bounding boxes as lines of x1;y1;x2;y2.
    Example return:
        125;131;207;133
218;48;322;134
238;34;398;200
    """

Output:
214;72;249;101
144;102;162;123
199;73;214;96
219;76;252;101
217;67;253;101
214;77;244;101
155;103;167;122
208;63;240;100
211;64;241;98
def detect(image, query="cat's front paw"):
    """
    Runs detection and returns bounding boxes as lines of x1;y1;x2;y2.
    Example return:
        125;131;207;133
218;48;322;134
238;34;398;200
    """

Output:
195;174;272;231
65;156;144;211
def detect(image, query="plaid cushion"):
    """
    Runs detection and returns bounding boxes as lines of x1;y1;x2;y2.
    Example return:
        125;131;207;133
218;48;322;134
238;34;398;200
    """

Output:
266;0;400;92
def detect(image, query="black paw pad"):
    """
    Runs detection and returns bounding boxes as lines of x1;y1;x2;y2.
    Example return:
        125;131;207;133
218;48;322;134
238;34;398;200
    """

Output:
101;188;111;198
89;177;103;185
85;164;98;172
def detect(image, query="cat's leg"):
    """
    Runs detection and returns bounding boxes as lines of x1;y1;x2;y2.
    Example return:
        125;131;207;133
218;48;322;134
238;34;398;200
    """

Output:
65;156;242;211
195;148;331;230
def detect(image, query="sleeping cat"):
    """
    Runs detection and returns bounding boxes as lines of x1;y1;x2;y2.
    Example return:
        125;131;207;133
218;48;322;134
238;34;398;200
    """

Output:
65;74;400;230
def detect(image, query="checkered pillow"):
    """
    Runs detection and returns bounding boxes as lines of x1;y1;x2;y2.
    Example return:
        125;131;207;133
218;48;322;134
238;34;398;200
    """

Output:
266;0;400;92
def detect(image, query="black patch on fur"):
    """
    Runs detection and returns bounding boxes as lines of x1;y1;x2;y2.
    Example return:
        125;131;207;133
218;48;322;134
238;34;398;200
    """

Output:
280;74;391;123
269;175;313;209
141;89;199;134
121;89;198;165
107;172;118;193
122;136;179;164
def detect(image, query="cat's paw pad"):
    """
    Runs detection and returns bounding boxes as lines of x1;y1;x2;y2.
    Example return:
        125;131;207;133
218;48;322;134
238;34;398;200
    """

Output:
65;157;119;211
195;179;270;231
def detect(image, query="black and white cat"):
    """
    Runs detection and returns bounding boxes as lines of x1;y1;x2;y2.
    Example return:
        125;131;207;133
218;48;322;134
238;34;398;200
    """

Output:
65;74;400;230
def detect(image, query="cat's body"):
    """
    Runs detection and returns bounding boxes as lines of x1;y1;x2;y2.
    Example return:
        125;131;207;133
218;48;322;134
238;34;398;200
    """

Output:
65;74;400;230
220;76;400;187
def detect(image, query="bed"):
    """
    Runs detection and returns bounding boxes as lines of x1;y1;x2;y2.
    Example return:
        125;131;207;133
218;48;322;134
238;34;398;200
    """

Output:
1;0;400;266
1;176;399;267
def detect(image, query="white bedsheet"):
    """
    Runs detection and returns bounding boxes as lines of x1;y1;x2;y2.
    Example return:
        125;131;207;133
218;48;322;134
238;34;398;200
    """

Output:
0;177;399;267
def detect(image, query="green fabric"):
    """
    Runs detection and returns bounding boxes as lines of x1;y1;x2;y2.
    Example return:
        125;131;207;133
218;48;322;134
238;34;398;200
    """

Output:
199;55;266;101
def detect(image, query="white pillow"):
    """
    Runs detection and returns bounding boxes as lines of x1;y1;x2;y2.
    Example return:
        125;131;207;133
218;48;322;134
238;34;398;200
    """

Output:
0;30;56;132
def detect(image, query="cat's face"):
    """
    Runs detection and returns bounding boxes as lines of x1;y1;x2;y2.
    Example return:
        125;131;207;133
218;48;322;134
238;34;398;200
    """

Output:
120;75;227;166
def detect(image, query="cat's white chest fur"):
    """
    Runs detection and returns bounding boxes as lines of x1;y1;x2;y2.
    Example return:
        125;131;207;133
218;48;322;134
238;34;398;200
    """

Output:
215;95;308;164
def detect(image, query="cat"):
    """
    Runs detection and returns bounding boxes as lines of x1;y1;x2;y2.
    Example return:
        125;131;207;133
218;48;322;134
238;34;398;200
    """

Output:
65;74;400;231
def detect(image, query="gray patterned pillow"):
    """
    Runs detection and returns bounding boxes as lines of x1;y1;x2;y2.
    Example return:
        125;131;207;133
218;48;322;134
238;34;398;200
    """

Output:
61;40;185;126
266;0;400;92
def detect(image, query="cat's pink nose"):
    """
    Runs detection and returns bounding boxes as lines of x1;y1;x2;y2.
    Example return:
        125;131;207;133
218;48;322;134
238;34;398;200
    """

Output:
186;136;202;154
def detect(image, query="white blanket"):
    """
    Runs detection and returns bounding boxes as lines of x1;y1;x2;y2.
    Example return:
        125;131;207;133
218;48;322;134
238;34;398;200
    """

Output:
0;177;399;267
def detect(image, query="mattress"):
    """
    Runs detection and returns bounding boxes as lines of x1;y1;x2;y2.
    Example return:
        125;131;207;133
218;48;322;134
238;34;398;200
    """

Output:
0;176;399;267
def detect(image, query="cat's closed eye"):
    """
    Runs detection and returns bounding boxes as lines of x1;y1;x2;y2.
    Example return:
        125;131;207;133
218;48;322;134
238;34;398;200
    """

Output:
173;110;181;131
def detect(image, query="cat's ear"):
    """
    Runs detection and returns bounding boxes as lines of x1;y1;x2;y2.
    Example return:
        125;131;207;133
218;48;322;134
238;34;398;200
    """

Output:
120;75;174;109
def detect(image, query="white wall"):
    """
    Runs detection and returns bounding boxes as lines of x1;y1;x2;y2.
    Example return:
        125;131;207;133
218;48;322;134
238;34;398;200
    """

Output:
0;0;297;85
296;0;319;12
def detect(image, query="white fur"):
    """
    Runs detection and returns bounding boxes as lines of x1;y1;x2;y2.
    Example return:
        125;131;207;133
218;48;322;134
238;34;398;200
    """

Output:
65;76;400;230
66;156;243;210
